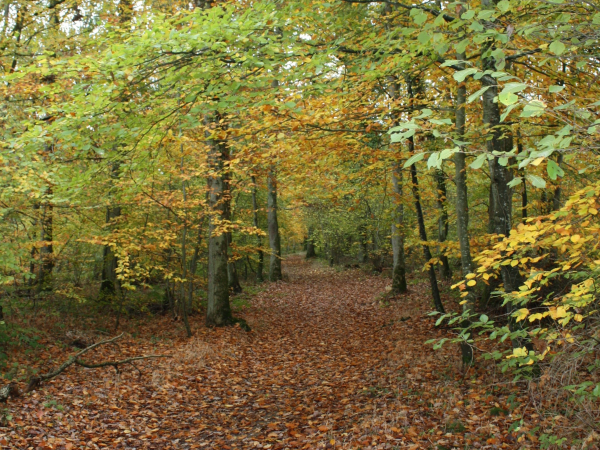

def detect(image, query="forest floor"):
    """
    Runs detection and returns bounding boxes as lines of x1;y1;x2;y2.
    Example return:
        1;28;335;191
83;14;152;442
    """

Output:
1;255;542;450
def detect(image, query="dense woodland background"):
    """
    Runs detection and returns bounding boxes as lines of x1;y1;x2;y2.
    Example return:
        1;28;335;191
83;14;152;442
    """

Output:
1;0;600;447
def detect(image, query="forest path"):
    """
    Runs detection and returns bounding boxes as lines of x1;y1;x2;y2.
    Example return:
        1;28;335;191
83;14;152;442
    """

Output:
6;255;520;450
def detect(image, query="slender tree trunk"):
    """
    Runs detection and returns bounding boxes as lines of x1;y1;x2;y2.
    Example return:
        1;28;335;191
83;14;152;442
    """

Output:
38;188;53;293
480;12;530;349
306;226;317;259
187;223;203;310
388;74;407;294
251;175;265;282
434;168;451;280
267;167;282;281
454;54;475;363
405;76;444;312
205;118;233;327
179;157;192;337
100;162;121;297
391;162;407;294
357;223;368;263
552;153;563;211
224;198;242;294
517;130;528;223
410;160;444;313
487;181;496;234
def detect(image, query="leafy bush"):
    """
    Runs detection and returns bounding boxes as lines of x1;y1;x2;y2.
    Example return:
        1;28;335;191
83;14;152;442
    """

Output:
430;181;600;441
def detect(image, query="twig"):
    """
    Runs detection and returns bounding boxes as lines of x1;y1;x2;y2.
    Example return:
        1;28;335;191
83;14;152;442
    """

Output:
14;333;171;394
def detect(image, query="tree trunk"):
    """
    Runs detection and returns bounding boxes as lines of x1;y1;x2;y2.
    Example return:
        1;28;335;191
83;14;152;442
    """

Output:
251;175;265;282
306;226;317;259
552;153;563;211
405;76;444;312
100;163;121;298
454;53;475;363
480;15;529;349
391;162;407;294
179;157;192;337
388;74;407;294
434;168;451;280
267;167;282;281
410;161;444;313
224;198;242;294
37;188;53;293
205;120;233;327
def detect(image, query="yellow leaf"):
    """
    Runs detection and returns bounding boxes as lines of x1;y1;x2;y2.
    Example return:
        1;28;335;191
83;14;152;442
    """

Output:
511;260;519;267
466;273;476;279
515;308;529;322
531;157;545;166
571;234;581;243
574;314;583;322
528;313;544;322
467;280;476;287
511;346;529;358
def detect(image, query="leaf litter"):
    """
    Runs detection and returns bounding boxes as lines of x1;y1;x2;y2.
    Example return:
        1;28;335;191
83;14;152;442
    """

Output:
1;255;542;449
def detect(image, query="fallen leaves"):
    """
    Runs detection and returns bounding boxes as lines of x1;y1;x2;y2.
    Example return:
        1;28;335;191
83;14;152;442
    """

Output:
1;256;543;449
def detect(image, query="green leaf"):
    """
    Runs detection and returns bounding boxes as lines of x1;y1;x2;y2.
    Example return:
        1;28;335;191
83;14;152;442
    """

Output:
526;174;547;189
499;92;519;105
440;147;458;160
404;152;425;168
470;153;487;170
461;10;475;20
478;10;495;20
549;40;566;55
501;82;528;94
427;152;440;169
520;100;546;118
413;10;428;25
547;159;564;180
497;0;510;12
480;314;489;323
500;103;518;122
418;31;431;45
508;177;523;188
453;68;478;82
467;86;491;103
549;85;565;93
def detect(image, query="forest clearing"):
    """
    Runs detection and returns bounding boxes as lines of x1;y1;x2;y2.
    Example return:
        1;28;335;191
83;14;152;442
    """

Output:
2;0;600;448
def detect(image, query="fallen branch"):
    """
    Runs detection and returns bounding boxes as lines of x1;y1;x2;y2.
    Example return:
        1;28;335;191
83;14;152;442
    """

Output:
0;333;171;399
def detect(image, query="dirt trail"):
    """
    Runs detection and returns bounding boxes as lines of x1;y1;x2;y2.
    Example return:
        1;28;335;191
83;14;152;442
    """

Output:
4;256;524;449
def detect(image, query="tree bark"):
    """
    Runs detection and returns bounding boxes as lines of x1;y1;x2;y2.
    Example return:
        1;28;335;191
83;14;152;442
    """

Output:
434;168;451;280
306;226;317;259
37;187;53;293
405;76;444;312
410;160;444;313
267;167;282;281
552;153;563;211
454;52;475;363
224;196;242;294
391;162;407;294
251;175;265;282
205;118;233;327
480;6;530;349
100;162;121;297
